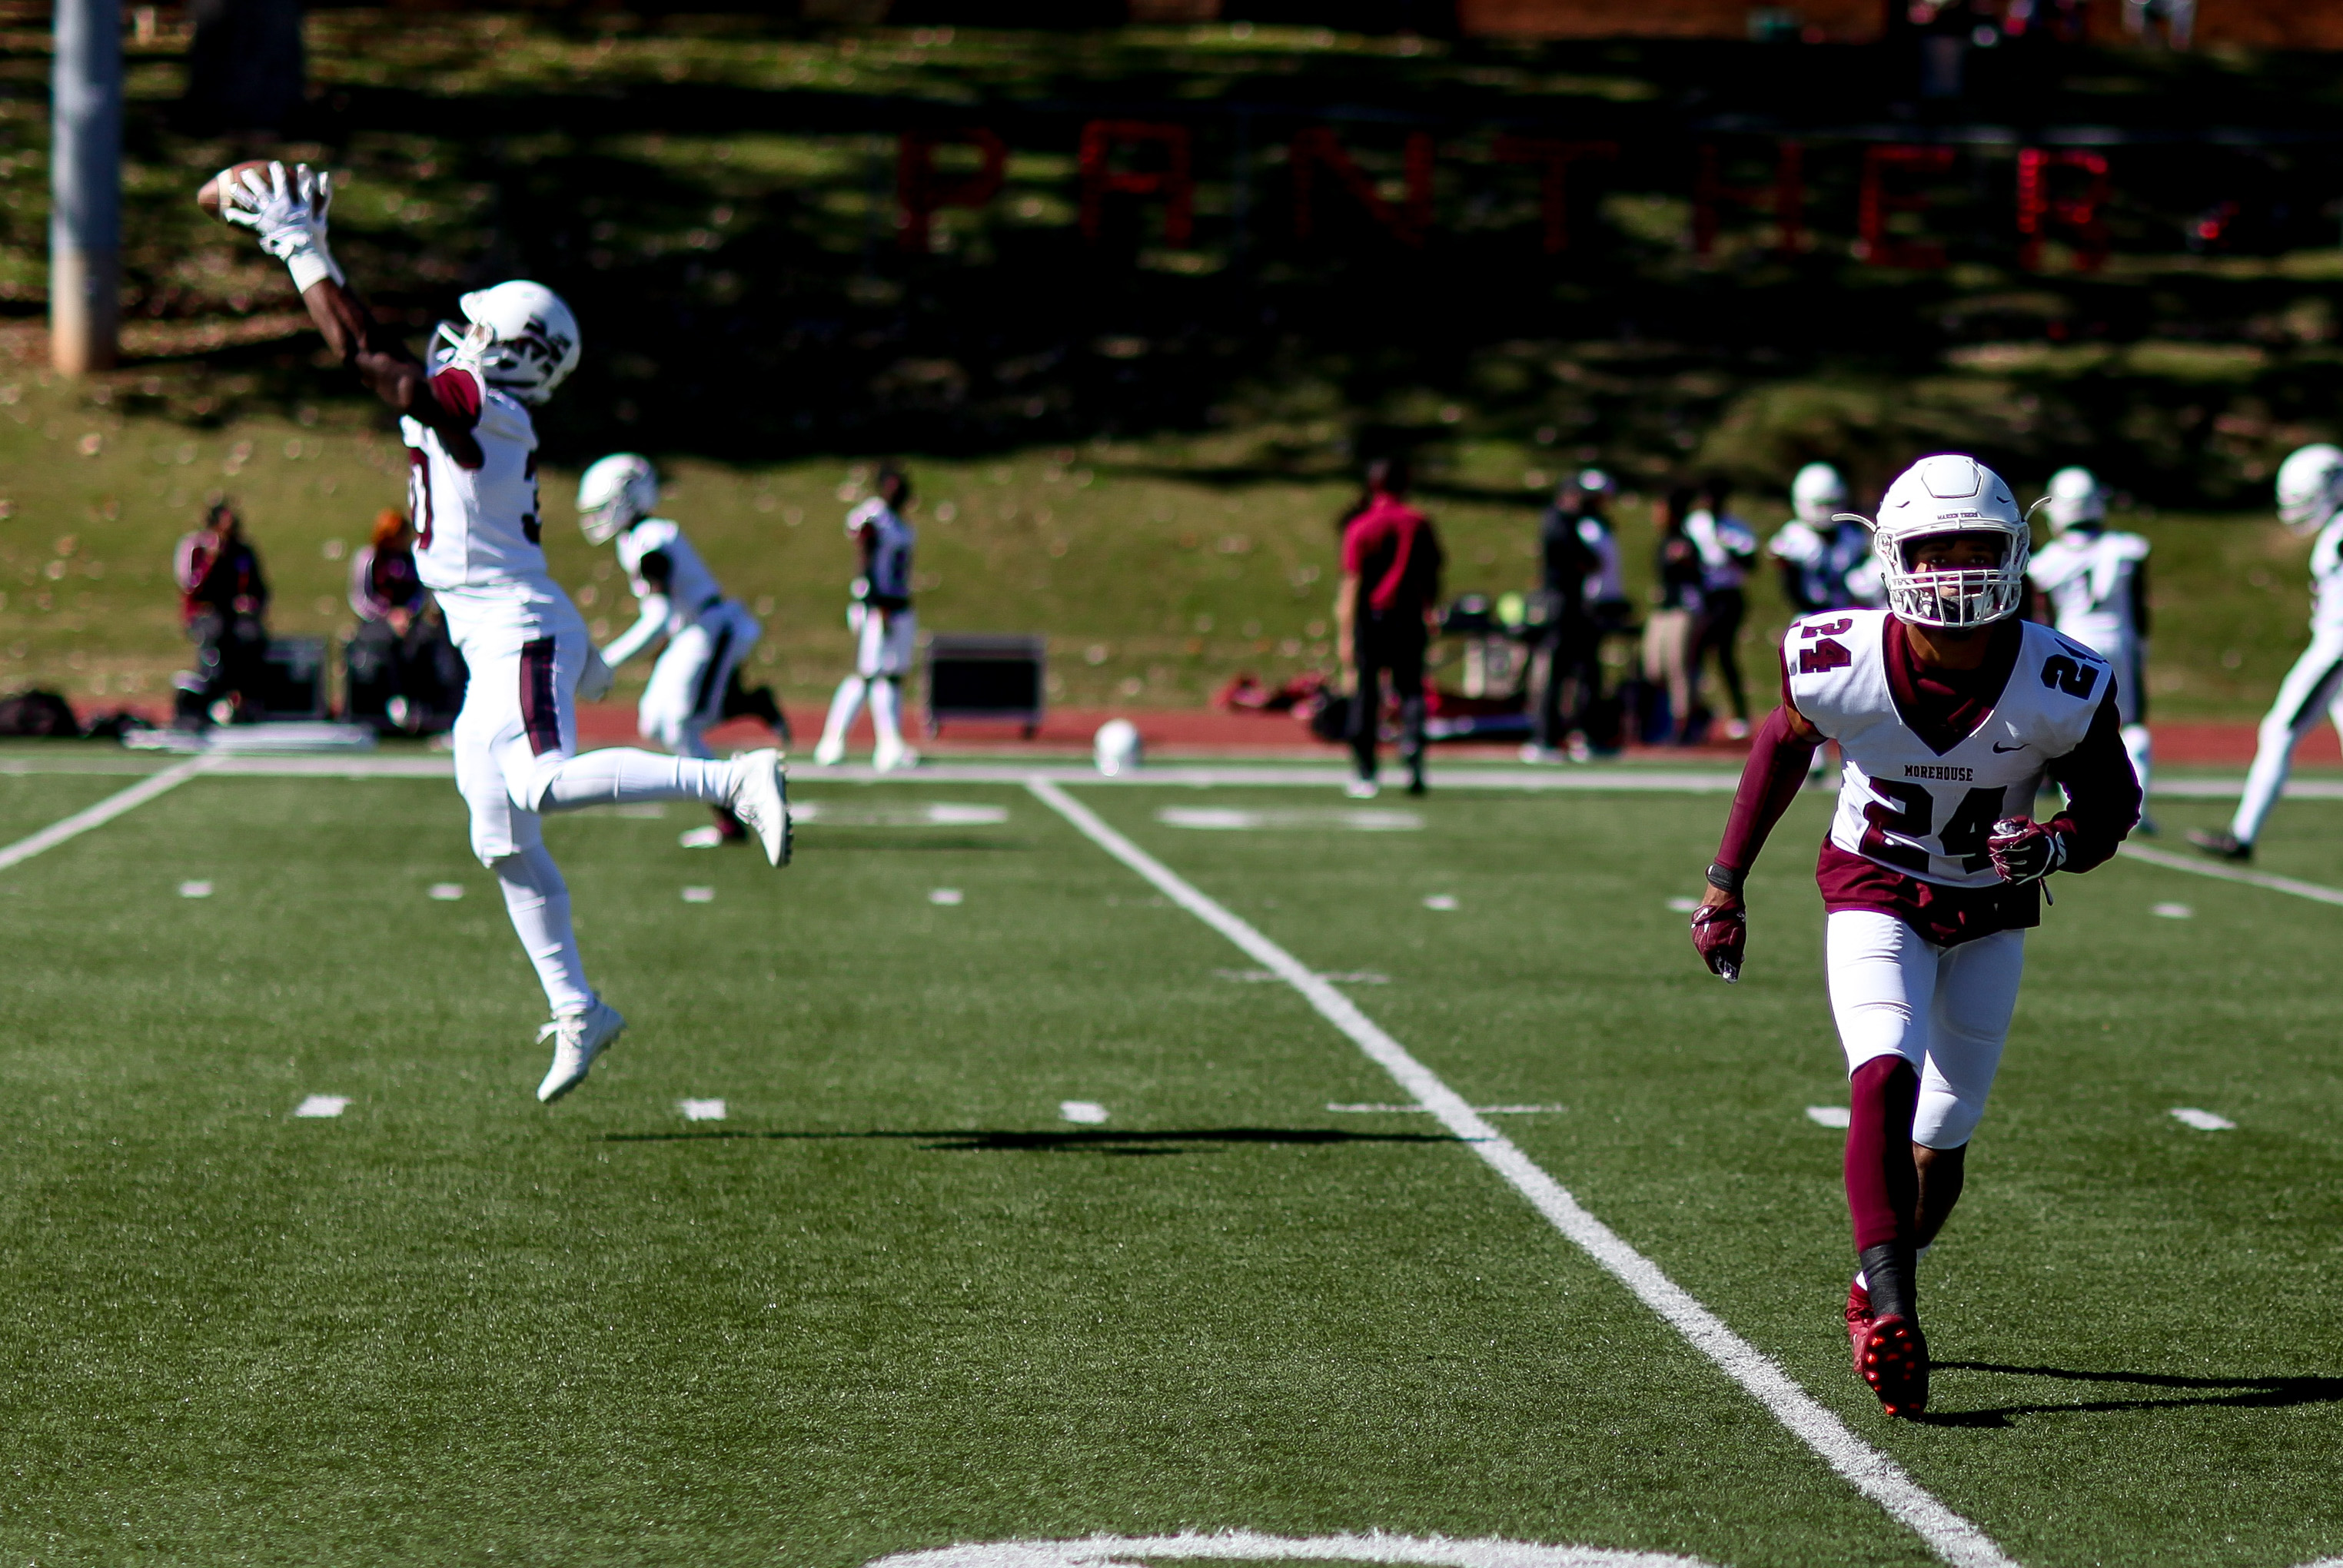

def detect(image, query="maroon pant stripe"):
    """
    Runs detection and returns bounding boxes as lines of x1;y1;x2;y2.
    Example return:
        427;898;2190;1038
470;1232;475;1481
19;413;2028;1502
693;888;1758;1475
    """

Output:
520;636;563;756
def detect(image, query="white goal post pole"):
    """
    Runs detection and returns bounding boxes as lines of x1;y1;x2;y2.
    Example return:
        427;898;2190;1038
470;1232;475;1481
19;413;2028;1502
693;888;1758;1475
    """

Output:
51;0;121;376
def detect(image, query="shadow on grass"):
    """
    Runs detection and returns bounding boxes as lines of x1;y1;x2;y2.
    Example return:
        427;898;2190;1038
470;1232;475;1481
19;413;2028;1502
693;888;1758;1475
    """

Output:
603;1126;1461;1154
1921;1361;2343;1427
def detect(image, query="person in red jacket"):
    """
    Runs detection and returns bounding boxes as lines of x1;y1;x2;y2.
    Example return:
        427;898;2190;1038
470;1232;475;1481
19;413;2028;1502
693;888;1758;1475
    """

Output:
1689;454;2139;1420
171;501;269;724
1335;457;1444;798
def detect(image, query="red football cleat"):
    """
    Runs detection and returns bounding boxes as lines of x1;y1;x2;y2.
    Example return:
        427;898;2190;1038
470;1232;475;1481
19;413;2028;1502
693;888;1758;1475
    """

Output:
1845;1274;1873;1372
1857;1314;1930;1418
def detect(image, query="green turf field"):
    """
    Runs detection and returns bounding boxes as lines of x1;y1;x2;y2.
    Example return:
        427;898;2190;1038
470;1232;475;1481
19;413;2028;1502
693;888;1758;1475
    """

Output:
2;762;2341;1567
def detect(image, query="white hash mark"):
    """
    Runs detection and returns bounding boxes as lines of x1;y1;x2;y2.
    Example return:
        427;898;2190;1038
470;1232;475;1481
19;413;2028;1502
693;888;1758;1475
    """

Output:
930;888;964;905
1806;1106;1853;1129
1059;1100;1109;1125
1667;896;1700;912
1422;894;1458;911
178;880;213;898
2171;1107;2236;1131
2151;902;2193;919
858;1530;1723;1568
680;1098;726;1121
293;1095;349;1118
428;883;464;901
681;886;716;903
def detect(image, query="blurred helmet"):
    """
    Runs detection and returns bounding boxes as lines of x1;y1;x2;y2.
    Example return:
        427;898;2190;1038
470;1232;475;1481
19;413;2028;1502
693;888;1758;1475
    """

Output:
1577;467;1614;496
434;280;580;406
2041;466;2107;535
2276;443;2343;534
1790;462;1848;527
1093;718;1142;777
1870;454;2028;629
576;453;659;545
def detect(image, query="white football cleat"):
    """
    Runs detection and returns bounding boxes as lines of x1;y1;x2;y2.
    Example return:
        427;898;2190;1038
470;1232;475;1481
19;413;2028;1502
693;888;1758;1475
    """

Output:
724;748;792;866
811;734;846;766
1344;778;1380;799
537;996;626;1104
872;738;919;774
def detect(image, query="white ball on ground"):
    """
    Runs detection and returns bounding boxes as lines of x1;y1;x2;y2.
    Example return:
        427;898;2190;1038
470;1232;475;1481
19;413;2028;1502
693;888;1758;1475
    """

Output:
1094;717;1142;776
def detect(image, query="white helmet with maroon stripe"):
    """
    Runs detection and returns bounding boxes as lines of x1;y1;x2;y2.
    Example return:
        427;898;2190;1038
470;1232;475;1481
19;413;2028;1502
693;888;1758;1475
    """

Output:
2276;443;2343;535
434;280;580;406
1867;453;2028;628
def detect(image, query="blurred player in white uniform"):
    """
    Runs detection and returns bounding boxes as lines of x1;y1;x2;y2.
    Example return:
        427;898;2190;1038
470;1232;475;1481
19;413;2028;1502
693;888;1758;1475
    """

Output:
2026;467;2154;826
1770;462;1886;613
1691;455;2139;1419
2192;443;2343;861
1686;477;1760;739
813;466;919;772
221;161;790;1103
577;453;788;849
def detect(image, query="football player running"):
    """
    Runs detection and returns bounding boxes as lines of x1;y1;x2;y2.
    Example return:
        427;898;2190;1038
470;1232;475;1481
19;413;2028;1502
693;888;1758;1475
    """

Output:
221;161;790;1103
813;465;919;772
1690;454;2139;1419
2190;443;2343;862
1769;462;1886;613
576;453;788;849
2026;467;2155;828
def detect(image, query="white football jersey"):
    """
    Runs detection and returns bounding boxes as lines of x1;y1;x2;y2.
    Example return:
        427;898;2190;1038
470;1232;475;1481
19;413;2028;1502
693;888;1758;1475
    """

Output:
402;362;553;597
617;518;726;626
1787;610;2109;889
2028;529;2148;650
1770;519;1885;609
1686;507;1756;593
2310;515;2343;637
848;497;915;603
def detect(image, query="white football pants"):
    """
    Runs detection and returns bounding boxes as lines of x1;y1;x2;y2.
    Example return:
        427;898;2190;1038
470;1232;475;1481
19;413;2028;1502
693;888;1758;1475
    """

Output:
452;617;739;1016
2231;626;2343;846
1826;911;2026;1151
638;603;759;759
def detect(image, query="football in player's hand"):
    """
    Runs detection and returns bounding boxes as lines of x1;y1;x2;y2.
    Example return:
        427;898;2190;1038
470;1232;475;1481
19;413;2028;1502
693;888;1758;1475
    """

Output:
194;161;272;219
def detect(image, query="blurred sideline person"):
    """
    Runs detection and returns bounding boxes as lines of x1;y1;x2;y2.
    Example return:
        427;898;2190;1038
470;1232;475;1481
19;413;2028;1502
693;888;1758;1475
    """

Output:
578;453;788;849
221;159;789;1103
1644;487;1705;746
814;465;919;772
1524;473;1596;762
1687;476;1758;739
1771;462;1885;613
2026;467;2154;827
172;500;268;726
347;507;465;733
1690;454;2139;1420
1337;456;1443;798
2192;443;2343;862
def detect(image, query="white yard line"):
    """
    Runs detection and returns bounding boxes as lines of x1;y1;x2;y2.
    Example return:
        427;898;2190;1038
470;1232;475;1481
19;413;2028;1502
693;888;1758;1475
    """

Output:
1027;777;2014;1568
2119;843;2343;909
864;1530;1718;1568
0;758;211;873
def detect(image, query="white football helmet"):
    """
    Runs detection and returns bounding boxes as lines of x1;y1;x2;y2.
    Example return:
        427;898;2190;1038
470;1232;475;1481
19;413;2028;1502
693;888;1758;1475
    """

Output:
434;280;580;406
1093;717;1142;777
2041;466;2106;535
2276;443;2343;534
577;453;659;545
1868;453;2028;629
1791;461;1848;526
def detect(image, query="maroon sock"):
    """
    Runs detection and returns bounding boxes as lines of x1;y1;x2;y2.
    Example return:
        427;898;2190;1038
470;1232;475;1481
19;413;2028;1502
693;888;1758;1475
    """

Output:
1846;1056;1920;1255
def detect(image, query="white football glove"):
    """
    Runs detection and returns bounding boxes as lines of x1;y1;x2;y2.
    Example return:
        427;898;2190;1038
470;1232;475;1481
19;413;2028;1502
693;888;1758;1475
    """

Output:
221;161;344;294
577;646;616;703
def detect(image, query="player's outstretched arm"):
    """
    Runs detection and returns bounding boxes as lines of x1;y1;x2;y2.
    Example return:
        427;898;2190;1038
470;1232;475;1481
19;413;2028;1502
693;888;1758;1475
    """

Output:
220;162;481;462
1692;700;1823;982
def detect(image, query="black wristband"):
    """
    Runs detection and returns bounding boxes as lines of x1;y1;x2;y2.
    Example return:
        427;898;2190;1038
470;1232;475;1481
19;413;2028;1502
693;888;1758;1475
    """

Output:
1707;862;1746;895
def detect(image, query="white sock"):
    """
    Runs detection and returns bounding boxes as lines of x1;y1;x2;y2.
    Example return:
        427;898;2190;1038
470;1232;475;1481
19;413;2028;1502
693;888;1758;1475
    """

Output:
492;845;593;1016
870;677;903;749
2121;723;2152;803
820;676;866;750
539;747;732;811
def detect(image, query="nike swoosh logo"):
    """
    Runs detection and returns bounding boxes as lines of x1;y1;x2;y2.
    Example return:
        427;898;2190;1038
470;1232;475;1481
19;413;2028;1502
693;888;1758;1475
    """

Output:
1992;742;2026;752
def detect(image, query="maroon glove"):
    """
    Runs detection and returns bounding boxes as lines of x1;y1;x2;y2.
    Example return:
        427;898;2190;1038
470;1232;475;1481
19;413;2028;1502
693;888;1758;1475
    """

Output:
1690;899;1746;983
1987;816;2069;885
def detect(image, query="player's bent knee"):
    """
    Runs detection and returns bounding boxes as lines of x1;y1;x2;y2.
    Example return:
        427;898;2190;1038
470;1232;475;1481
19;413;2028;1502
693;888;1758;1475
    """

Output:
1913;1091;1985;1150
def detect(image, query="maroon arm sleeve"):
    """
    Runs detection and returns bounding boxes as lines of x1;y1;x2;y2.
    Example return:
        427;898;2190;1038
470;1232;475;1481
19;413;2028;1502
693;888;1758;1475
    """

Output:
1713;706;1822;878
2042;688;2141;874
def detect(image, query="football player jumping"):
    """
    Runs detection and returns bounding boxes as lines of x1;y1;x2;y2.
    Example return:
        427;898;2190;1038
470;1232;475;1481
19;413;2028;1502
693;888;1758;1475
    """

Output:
1690;454;2140;1418
221;162;791;1102
576;453;789;849
2026;467;2155;827
2190;443;2343;862
813;465;919;772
